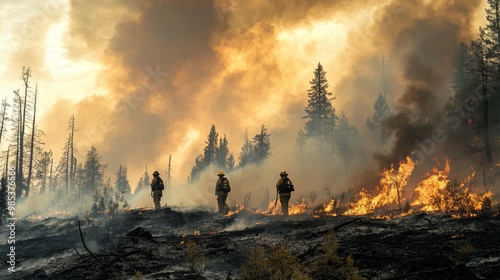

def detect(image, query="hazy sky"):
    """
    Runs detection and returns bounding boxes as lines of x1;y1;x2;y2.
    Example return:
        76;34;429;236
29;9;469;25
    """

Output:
0;0;489;204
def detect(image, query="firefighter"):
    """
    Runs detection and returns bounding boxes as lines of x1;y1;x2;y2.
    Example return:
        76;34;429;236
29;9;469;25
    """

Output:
151;171;164;210
215;170;231;214
276;171;295;216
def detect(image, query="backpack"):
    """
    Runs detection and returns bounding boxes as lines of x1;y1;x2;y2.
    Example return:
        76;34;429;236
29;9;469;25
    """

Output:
158;179;164;191
279;178;294;193
153;178;164;191
221;178;231;193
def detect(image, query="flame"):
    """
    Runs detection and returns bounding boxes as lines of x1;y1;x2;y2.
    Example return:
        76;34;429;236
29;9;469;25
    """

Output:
254;199;308;216
313;198;338;217
411;158;494;216
411;158;451;211
344;156;415;215
255;201;281;215
225;205;246;217
288;198;308;215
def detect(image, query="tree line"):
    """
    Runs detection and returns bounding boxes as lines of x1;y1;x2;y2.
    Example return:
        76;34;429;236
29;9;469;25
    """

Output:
0;68;132;222
2;0;499;220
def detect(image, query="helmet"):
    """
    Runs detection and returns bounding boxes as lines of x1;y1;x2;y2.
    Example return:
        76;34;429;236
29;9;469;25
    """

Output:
153;171;160;176
218;170;225;176
280;171;288;176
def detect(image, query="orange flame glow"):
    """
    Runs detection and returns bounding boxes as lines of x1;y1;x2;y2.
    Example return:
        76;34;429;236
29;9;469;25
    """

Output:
344;156;415;215
411;159;494;216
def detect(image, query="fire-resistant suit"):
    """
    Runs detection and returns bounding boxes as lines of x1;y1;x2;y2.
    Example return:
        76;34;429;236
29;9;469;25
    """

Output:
215;173;231;214
151;172;164;210
276;172;295;216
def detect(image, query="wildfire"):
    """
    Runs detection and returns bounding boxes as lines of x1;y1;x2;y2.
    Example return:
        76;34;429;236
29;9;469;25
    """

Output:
288;198;308;215
411;158;494;216
255;201;281;215
411;158;451;212
224;205;246;217
313;198;338;217
254;199;308;216
344;156;415;215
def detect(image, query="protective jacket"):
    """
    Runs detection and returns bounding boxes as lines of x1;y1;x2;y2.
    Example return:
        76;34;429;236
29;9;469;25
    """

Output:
151;176;164;191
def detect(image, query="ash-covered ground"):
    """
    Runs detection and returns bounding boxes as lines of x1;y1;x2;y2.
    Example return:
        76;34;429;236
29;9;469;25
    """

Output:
0;207;499;280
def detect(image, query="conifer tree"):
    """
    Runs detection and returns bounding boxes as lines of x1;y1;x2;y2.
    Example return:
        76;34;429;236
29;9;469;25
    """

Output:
336;112;360;164
82;146;106;195
252;124;271;162
35;150;52;194
238;129;253;167
215;134;230;168
366;93;391;147
115;165;131;196
203;125;219;166
303;62;337;151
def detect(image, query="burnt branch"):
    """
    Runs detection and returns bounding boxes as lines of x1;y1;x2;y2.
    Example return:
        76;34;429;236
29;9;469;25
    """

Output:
77;219;103;264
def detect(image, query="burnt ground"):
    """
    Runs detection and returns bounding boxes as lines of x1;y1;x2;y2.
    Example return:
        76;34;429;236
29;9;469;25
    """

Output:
0;207;499;280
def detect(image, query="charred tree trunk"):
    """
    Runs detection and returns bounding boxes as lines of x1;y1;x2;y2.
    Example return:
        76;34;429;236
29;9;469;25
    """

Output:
49;158;53;193
18;67;31;198
0;98;8;145
26;83;38;196
69;115;75;191
5;147;9;178
14;90;22;198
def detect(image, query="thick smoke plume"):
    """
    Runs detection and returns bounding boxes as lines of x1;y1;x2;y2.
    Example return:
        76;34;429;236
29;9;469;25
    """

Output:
25;0;487;213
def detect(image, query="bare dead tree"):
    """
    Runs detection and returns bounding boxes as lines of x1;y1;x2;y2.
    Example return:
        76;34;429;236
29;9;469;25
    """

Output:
17;66;31;198
0;97;10;145
26;83;38;196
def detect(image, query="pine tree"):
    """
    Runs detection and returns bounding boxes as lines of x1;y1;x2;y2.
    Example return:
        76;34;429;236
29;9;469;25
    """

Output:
366;93;391;147
203;124;218;166
215;134;230;168
451;42;469;93
35;150;52;194
336;112;360;164
238;129;254;167
252;124;271;161
142;165;150;192
467;36;493;164
82;146;106;195
115;165;131;196
227;153;235;170
190;125;223;181
303;62;337;151
190;154;205;182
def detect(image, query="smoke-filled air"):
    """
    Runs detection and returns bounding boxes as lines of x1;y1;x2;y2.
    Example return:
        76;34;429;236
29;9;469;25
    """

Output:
1;0;498;217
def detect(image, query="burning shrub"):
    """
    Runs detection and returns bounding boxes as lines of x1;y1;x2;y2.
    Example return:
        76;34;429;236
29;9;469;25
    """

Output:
425;180;491;217
185;239;210;276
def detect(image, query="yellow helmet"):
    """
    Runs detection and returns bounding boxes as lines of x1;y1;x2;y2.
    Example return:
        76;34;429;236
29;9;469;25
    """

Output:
218;170;225;176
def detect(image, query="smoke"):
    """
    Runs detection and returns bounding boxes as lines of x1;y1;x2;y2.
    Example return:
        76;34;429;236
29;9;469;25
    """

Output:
29;0;487;212
369;0;483;170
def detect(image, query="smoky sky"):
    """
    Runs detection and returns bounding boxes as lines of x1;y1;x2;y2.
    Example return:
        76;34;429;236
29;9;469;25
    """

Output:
370;0;482;170
35;0;486;203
